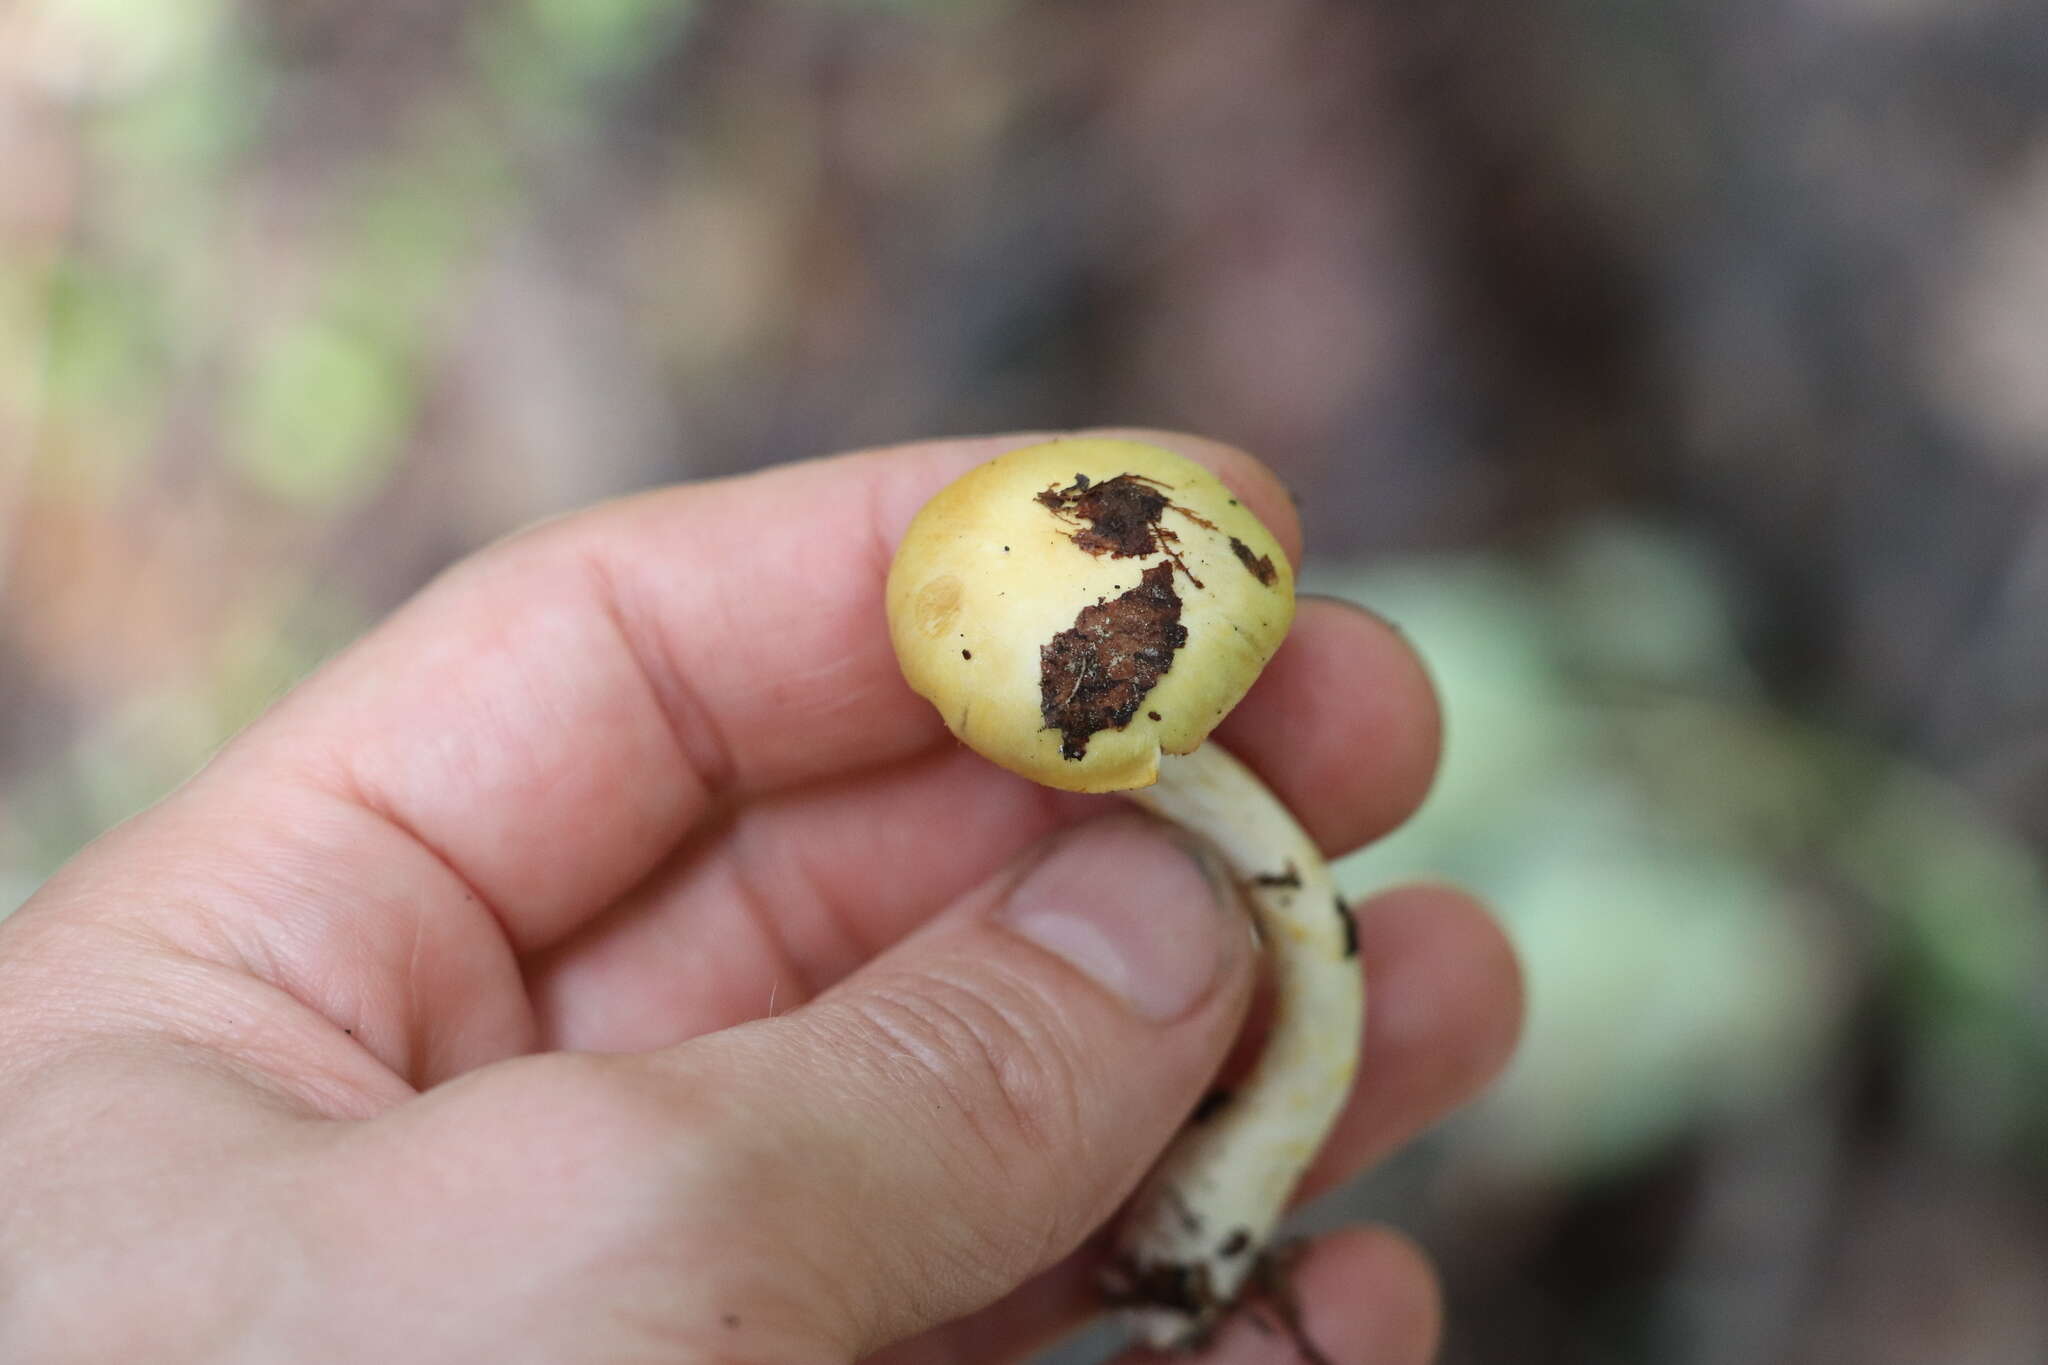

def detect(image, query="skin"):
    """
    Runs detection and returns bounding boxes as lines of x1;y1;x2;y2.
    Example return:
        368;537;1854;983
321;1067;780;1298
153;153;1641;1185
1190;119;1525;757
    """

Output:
0;430;1522;1365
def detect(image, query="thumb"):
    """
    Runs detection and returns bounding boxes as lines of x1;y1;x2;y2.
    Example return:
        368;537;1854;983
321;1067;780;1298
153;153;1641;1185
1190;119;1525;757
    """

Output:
671;812;1257;1356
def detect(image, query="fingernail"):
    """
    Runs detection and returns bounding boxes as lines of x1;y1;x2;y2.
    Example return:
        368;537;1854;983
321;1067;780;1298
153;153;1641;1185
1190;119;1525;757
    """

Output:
999;816;1239;1022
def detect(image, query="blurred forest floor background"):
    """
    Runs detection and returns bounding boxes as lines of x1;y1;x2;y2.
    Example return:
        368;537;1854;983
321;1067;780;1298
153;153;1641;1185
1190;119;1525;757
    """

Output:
5;1;2048;1362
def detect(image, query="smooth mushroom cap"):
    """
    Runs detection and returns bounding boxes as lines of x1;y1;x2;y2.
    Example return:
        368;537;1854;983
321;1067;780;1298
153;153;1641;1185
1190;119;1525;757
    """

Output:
887;437;1296;793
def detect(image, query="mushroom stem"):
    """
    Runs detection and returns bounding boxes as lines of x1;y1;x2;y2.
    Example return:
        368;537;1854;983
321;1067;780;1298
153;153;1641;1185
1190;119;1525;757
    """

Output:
1108;741;1364;1350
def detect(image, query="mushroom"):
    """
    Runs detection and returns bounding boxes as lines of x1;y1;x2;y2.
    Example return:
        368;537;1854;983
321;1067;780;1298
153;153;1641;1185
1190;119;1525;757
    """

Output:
886;437;1364;1349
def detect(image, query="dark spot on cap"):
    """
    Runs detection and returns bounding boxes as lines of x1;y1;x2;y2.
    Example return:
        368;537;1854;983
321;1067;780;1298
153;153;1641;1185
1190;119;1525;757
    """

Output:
1147;710;1161;721
1253;863;1302;889
1230;536;1278;586
961;649;972;659
1040;563;1185;760
1335;896;1359;958
1037;471;1214;586
1192;1087;1232;1123
1037;473;1172;557
722;1313;741;1329
1219;1229;1252;1257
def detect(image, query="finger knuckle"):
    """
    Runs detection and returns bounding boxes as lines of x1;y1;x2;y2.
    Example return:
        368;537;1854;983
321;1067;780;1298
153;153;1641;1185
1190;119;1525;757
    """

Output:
845;967;1087;1191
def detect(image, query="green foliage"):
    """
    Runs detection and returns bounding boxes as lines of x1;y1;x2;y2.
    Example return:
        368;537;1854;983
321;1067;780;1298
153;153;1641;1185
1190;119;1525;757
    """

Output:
470;0;699;116
228;320;412;508
1843;776;2048;1152
40;260;165;469
1319;520;2048;1180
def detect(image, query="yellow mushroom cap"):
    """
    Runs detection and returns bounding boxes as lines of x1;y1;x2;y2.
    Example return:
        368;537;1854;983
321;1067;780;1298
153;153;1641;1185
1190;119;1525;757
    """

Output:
886;437;1296;793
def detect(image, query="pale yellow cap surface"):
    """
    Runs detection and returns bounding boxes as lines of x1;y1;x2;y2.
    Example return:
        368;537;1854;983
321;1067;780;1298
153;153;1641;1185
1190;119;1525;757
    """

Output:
886;437;1295;792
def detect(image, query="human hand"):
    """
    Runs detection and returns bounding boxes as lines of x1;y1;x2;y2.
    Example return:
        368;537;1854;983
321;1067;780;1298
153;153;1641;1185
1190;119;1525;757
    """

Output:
0;431;1521;1365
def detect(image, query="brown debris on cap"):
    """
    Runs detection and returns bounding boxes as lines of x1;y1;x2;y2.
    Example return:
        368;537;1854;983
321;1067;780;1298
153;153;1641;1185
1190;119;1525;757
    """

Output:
1230;536;1278;586
1040;562;1186;759
1037;472;1175;558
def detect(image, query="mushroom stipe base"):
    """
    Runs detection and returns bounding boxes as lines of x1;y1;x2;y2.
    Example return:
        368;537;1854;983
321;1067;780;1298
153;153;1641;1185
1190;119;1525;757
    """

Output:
1103;1240;1336;1365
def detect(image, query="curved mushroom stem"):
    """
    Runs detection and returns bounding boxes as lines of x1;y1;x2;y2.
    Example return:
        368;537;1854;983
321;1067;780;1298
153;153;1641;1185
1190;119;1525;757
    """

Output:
1106;742;1365;1350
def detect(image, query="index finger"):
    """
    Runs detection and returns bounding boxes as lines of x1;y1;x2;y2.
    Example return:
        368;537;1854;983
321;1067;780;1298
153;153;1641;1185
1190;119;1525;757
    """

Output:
234;429;1305;953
